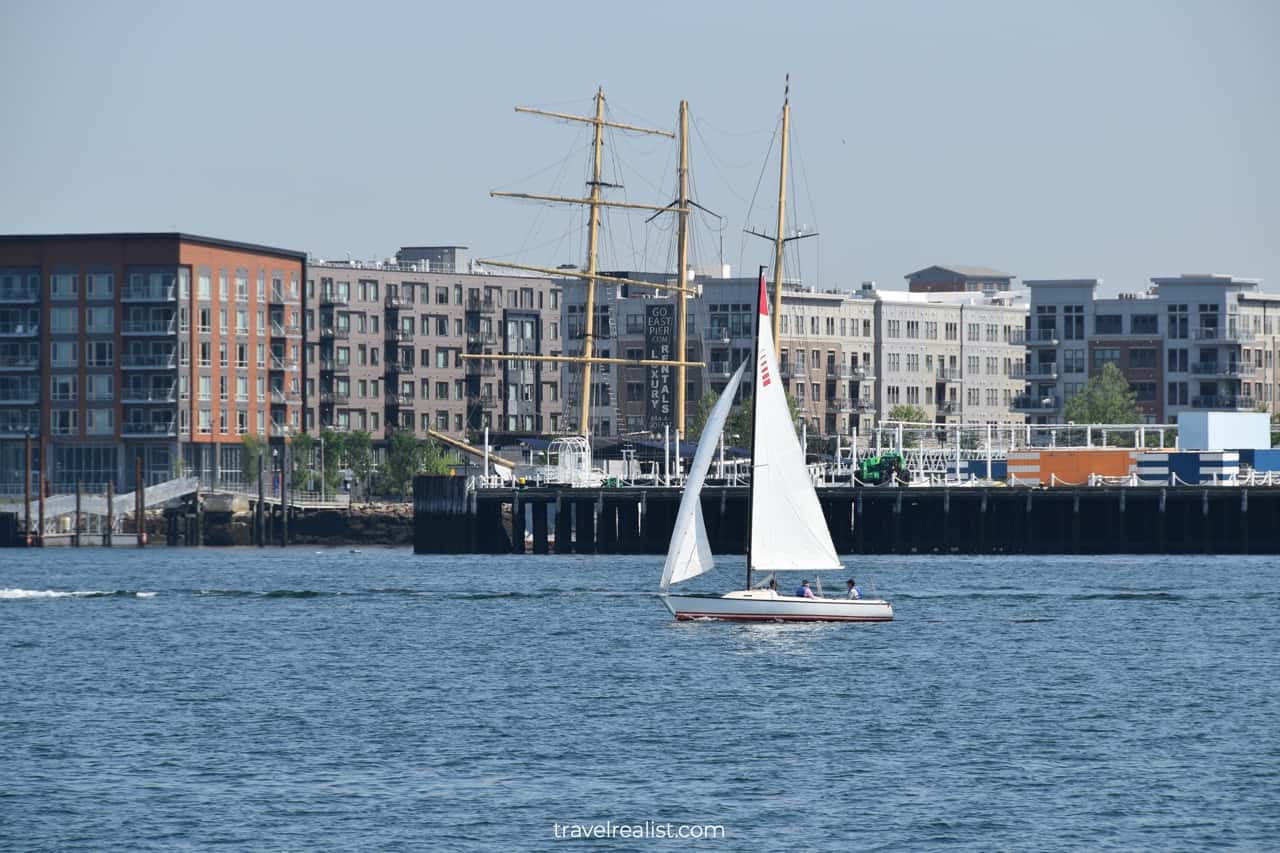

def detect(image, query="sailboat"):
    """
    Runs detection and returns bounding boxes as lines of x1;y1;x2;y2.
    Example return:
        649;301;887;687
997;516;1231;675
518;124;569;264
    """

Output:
658;270;893;622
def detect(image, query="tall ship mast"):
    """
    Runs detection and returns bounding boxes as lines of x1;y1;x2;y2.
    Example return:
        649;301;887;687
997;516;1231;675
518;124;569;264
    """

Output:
472;89;701;438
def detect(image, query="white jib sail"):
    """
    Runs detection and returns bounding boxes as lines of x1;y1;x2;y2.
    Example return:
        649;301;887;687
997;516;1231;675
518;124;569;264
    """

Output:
660;359;749;591
749;274;842;572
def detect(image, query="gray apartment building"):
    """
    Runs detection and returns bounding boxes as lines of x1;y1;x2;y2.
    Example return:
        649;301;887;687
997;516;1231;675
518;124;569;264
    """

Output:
305;247;564;443
561;270;1028;440
1019;273;1276;424
906;265;1016;295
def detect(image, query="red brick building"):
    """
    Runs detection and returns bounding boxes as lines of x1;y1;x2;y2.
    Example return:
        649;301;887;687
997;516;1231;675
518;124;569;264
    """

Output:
0;233;305;491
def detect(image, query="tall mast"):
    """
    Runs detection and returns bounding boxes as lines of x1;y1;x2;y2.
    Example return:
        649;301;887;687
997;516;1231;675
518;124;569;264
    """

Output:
579;88;606;437
746;264;766;590
676;99;690;434
771;75;790;351
485;91;682;438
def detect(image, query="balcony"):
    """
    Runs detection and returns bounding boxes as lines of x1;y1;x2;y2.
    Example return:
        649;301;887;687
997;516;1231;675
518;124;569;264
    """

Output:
1011;394;1061;413
935;367;962;382
0;282;38;303
319;390;350;405
705;325;733;343
122;386;176;404
121;420;177;437
0;348;39;371
1191;395;1257;410
1026;362;1059;380
0;322;38;337
122;352;177;370
319;358;349;375
270;355;298;372
385;393;411;407
385;360;415;375
385;293;412;310
268;288;287;305
779;363;793;380
0;389;40;405
466;296;495;314
0;412;39;434
122;318;176;336
386;327;414;343
465;361;497;377
1011;328;1059;346
468;393;496;409
319;325;350;340
319;291;349;307
937;400;960;415
1191;362;1256;378
270;321;303;338
467;332;497;347
709;361;732;377
122;285;176;302
1194;327;1254;343
270;421;289;437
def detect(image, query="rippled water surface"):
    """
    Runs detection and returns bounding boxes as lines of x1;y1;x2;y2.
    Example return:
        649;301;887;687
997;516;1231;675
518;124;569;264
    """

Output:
2;548;1278;851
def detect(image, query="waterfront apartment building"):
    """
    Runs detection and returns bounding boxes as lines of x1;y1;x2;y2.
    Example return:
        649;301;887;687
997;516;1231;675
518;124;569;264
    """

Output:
0;233;305;491
906;265;1016;295
1019;274;1278;424
561;271;1028;440
304;252;564;442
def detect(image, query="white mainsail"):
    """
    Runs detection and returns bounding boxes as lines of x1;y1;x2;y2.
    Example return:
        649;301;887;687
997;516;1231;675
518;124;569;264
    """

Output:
748;274;842;572
659;359;749;591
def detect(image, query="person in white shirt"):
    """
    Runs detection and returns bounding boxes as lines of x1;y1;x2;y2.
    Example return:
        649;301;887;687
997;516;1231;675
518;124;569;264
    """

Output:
846;578;862;600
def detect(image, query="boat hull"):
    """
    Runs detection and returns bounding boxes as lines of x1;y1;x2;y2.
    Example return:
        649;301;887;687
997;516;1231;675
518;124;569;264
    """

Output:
661;590;893;622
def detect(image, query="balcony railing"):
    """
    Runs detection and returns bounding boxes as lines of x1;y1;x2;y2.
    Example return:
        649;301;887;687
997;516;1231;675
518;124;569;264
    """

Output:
465;361;496;377
319;326;350;340
0;284;39;303
1191;362;1256;378
467;332;497;347
385;294;412;310
1191;395;1257;409
1026;362;1059;380
709;361;732;377
385;360;415;375
270;355;298;371
935;367;961;382
0;323;39;337
122;319;176;335
319;390;350;405
1011;394;1061;412
937;400;960;415
121;420;177;437
122;352;176;369
319;291;349;306
270;321;302;338
122;387;176;403
1194;327;1254;342
705;325;734;342
271;388;302;404
386;328;414;342
270;421;289;437
385;393;411;406
0;350;39;371
465;296;495;313
1010;328;1059;346
122;285;177;302
0;389;40;405
0;413;40;434
469;393;496;409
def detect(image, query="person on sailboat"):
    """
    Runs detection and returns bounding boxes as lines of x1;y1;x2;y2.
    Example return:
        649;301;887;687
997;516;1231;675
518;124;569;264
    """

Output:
847;579;863;600
795;580;816;599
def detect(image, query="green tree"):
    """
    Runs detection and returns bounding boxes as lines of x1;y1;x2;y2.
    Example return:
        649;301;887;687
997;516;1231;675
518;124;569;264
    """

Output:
318;428;346;494
1063;363;1140;425
345;430;374;500
289;433;315;490
384;429;420;499
885;404;928;448
688;389;719;439
240;434;266;484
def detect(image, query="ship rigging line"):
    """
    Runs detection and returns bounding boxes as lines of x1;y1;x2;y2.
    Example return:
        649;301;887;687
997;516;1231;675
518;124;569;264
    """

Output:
738;114;782;282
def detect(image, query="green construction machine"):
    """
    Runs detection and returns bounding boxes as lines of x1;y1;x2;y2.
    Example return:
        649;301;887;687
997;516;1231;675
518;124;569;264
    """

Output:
858;451;910;485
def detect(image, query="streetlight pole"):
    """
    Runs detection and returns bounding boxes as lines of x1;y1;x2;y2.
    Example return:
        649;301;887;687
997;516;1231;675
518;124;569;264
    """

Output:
320;435;325;503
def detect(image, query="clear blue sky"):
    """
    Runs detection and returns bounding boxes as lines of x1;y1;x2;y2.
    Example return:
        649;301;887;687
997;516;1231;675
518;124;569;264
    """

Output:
2;0;1276;294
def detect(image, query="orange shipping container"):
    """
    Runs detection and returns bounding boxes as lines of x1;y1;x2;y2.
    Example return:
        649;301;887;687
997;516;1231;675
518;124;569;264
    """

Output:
1007;449;1141;486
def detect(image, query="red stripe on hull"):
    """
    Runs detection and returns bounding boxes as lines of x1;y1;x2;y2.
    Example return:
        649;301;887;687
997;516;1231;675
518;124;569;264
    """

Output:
674;612;892;623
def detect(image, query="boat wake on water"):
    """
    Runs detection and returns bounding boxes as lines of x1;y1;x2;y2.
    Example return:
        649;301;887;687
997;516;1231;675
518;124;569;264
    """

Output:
0;588;157;600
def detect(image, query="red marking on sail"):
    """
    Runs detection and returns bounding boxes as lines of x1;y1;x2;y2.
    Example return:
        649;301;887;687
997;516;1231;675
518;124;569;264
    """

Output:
758;271;769;317
760;353;771;387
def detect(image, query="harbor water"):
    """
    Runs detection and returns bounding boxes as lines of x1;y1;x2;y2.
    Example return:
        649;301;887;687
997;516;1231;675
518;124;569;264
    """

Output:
2;548;1278;851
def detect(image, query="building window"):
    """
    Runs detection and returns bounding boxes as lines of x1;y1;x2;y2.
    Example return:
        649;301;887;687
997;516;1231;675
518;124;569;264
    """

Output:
1093;348;1121;369
1131;314;1158;335
1095;315;1122;335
